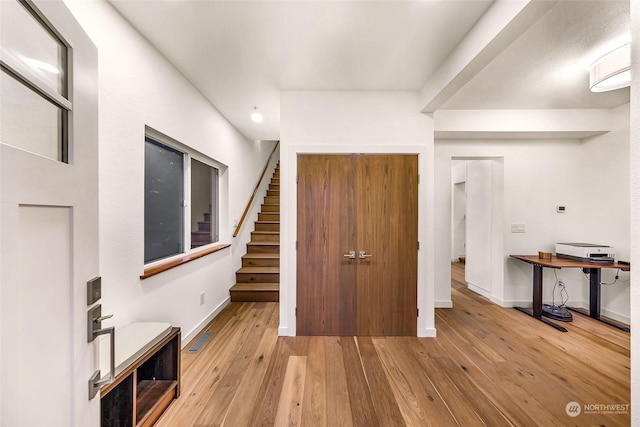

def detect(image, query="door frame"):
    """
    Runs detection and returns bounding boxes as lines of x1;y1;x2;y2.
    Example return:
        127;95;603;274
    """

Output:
296;154;418;336
450;157;505;304
281;144;433;337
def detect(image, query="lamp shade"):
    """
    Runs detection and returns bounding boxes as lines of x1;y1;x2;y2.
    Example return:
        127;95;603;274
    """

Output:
589;43;631;92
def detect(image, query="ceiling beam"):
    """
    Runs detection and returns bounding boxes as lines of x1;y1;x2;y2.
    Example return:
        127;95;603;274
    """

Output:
434;108;617;140
419;0;557;113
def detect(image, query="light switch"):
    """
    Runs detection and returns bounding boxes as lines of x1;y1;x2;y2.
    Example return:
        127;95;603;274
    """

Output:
511;224;526;233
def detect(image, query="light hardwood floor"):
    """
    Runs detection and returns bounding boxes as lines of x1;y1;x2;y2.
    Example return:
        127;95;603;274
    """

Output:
156;263;630;426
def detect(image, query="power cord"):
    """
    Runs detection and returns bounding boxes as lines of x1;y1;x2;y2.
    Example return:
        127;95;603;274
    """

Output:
552;269;569;308
582;268;630;285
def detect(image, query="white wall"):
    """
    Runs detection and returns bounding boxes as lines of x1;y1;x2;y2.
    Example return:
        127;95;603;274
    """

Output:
465;160;493;296
464;159;505;301
280;91;435;337
629;1;639;423
451;161;466;262
435;105;630;322
65;0;277;346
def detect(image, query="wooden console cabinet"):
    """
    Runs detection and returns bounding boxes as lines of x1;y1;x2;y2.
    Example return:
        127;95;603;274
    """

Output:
100;327;181;427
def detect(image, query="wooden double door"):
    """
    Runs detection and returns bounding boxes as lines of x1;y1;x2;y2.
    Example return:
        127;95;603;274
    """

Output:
297;154;418;336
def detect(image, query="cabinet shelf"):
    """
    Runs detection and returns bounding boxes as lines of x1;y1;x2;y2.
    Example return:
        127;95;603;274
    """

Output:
136;380;178;427
101;326;181;427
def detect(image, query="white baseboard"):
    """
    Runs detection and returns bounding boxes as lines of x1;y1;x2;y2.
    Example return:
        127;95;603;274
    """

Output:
419;327;437;337
435;300;453;308
181;296;230;348
599;308;630;325
278;326;291;336
466;281;491;300
490;299;629;324
492;299;530;308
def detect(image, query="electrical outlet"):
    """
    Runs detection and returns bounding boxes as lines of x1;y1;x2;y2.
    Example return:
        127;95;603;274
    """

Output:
233;218;239;227
200;292;205;305
511;223;526;233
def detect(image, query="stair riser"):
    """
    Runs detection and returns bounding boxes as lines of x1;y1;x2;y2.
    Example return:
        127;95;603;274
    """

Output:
191;235;212;244
230;290;279;303
231;163;280;303
258;213;279;222
251;232;280;242
236;273;280;283
247;244;279;254
242;258;279;267
255;222;279;232
197;222;211;232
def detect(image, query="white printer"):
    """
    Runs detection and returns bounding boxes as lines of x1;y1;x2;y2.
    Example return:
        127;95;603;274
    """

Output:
555;243;615;263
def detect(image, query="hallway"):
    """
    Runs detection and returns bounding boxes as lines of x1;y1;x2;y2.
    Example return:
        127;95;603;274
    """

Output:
157;262;630;426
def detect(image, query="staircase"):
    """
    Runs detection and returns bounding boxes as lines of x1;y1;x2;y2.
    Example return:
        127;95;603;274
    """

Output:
191;209;212;248
230;164;279;302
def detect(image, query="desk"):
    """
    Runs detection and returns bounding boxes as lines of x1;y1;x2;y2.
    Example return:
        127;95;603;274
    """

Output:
510;255;630;332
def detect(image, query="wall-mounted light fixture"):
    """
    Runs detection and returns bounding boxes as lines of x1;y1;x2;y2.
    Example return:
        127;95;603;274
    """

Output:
589;42;631;92
251;106;263;123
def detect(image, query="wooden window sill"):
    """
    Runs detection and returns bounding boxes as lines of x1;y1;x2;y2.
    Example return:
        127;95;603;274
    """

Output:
141;243;231;279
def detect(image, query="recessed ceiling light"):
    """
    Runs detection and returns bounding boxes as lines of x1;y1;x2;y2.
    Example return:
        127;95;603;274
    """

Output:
251;106;263;123
589;43;631;92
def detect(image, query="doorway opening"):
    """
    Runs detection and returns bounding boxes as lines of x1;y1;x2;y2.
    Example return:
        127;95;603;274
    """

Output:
450;157;505;303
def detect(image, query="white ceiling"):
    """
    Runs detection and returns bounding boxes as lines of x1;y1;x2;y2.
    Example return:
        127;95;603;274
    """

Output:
110;0;631;142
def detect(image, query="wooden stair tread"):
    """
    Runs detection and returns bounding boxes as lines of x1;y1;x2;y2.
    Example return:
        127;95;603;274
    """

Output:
232;162;280;302
230;283;279;291
237;267;279;274
242;253;280;259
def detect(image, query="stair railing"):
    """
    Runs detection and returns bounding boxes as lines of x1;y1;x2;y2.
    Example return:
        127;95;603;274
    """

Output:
233;141;279;237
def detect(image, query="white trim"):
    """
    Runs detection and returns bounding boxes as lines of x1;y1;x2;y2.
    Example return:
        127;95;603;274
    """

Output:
281;142;432;337
420;327;437;338
600;307;630;326
278;326;291;336
143;130;224;267
435;300;453;308
466;281;491;300
181;296;230;348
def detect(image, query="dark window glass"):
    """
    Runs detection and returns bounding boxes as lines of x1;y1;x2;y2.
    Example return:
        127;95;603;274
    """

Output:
144;137;184;263
190;159;219;248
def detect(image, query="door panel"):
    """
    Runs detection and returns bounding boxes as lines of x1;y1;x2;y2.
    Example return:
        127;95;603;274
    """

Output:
0;1;99;425
297;154;417;336
357;155;418;335
12;206;73;426
297;155;357;335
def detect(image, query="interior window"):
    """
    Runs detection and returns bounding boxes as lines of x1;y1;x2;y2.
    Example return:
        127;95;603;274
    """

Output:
0;0;69;162
144;137;185;264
